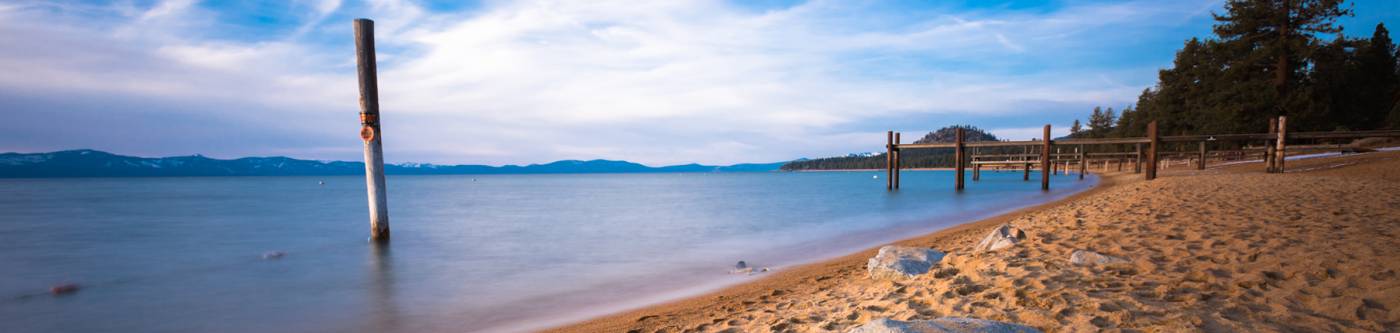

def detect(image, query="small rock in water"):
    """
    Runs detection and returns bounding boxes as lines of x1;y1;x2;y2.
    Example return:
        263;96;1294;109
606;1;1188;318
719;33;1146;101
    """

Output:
50;283;80;296
1069;250;1130;266
847;317;1041;333
974;224;1026;252
735;260;748;269
262;251;287;260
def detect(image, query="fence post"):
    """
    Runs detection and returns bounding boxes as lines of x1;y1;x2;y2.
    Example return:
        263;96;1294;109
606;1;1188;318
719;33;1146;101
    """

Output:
1198;141;1207;170
1146;121;1158;180
1078;145;1086;180
886;131;893;190
1276;116;1287;173
955;128;965;191
1271;118;1282;172
354;18;390;242
894;132;901;189
1041;125;1051;190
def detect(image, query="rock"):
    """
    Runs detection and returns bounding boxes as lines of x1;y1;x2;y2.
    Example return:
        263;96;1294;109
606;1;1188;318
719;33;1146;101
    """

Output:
50;283;80;295
1069;250;1130;266
974;224;1026;252
262;251;286;260
735;261;748;269
867;246;946;280
847;318;1041;333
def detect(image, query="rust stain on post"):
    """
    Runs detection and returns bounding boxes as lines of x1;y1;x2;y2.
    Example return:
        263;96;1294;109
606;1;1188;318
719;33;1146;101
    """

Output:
355;18;390;242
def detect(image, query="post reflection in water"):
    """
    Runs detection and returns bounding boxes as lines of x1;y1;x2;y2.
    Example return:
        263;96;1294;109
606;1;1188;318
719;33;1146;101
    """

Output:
367;243;399;331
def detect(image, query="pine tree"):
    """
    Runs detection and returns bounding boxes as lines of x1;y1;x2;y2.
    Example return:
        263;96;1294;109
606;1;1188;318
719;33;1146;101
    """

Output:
1070;119;1083;136
1212;0;1351;129
1355;23;1398;128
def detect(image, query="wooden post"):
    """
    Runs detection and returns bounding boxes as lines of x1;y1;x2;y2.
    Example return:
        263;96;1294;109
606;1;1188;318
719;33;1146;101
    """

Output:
1040;125;1051;190
973;164;981;181
894;132;901;189
1134;143;1143;174
1146;121;1158;181
1266;119;1277;173
1276;116;1287;173
354;19;390;242
1078;146;1086;180
886;131;893;190
1197;141;1207;170
955;128;965;191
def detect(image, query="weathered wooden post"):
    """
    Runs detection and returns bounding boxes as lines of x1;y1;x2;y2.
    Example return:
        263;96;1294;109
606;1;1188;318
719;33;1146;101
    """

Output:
354;18;390;242
1276;116;1287;173
1266;119;1277;173
1146;121;1158;180
1077;145;1086;180
954;128;965;191
1023;145;1031;181
886;131;893;190
1197;141;1207;170
1040;125;1051;190
894;132;901;189
1134;143;1143;174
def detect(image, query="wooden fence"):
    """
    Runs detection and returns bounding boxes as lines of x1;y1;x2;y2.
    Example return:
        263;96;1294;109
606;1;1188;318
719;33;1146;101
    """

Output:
885;117;1400;191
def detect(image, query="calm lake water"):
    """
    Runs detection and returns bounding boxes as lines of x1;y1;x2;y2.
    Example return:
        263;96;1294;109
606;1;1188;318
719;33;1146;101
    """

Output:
0;171;1094;333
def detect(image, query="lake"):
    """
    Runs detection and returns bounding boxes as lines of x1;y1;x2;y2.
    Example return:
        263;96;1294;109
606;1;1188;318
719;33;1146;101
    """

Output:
0;170;1095;332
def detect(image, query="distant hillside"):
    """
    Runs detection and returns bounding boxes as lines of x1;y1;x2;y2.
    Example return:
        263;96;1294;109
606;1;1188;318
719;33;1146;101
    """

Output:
0;150;786;178
781;125;1004;171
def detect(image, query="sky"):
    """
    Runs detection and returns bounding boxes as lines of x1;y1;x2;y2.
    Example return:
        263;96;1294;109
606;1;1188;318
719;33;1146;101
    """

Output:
1;0;1396;166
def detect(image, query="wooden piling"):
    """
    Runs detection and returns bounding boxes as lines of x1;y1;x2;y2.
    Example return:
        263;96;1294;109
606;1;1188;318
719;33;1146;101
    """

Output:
955;128;965;191
1146;121;1158;181
1276;116;1287;173
1041;125;1051;190
886;131;893;190
894;132;901;189
1078;146;1086;180
354;18;390;242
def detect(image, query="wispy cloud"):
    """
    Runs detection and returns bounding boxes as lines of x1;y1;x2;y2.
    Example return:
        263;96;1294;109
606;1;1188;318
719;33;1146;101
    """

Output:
0;0;1287;165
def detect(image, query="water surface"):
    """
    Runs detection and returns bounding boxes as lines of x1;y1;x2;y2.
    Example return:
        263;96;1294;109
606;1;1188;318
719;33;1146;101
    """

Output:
0;171;1095;332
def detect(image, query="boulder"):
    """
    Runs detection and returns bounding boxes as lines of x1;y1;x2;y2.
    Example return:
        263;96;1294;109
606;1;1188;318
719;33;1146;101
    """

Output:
1069;250;1130;266
867;246;946;280
974;224;1026;252
847;318;1041;333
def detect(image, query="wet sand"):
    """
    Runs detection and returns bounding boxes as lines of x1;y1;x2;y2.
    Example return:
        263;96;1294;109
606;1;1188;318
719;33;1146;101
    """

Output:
549;150;1400;332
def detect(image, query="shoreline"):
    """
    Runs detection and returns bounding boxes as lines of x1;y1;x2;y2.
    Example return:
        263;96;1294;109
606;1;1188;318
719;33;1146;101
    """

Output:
546;171;1121;332
550;150;1400;332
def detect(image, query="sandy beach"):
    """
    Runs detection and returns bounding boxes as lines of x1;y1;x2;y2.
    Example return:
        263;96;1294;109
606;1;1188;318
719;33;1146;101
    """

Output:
551;150;1400;332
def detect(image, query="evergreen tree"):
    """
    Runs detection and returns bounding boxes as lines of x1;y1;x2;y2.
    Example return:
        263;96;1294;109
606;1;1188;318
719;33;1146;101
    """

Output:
1354;23;1398;128
1212;0;1351;129
1070;119;1083;136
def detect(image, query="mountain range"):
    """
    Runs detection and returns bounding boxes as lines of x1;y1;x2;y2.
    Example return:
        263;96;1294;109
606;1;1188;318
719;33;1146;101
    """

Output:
0;150;787;178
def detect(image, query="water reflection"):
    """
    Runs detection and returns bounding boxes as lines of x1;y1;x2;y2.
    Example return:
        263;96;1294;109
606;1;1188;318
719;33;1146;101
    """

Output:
367;242;399;331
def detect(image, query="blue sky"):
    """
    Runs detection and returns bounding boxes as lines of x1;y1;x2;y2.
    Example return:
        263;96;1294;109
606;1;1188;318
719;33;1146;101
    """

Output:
1;0;1396;165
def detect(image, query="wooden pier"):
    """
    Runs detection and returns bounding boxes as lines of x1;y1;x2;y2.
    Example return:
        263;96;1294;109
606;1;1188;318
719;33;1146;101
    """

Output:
884;118;1400;191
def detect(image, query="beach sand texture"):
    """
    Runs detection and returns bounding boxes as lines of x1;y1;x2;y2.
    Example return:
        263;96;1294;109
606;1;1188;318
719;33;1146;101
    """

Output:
552;150;1400;332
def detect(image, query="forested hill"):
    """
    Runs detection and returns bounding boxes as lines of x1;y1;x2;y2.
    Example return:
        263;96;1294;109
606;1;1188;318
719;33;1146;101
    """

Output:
780;126;1003;171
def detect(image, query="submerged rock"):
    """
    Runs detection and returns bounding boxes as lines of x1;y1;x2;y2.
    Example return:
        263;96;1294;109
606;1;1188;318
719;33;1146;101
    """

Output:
262;251;286;260
867;246;946;280
50;283;80;296
847;318;1040;333
1069;250;1130;266
974;224;1026;252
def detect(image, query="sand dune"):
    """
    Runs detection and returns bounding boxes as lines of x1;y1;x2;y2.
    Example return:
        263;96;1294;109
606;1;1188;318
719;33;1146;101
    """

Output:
551;151;1400;333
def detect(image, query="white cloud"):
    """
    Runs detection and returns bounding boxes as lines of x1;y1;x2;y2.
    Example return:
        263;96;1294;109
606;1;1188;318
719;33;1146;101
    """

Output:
0;0;1217;165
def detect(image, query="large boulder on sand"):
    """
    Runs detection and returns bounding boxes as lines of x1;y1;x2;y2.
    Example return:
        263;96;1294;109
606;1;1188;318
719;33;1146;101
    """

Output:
847;318;1041;333
867;246;946;280
1069;250;1130;266
974;224;1026;252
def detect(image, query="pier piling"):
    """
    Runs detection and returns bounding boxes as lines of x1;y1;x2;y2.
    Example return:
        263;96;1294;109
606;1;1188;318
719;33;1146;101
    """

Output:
354;18;390;242
1041;125;1051;191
